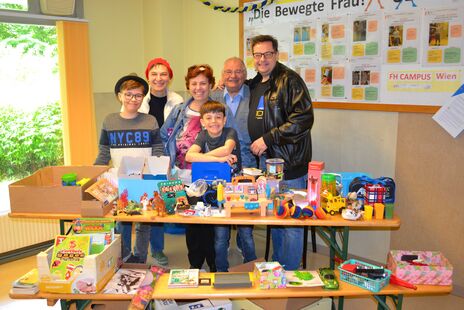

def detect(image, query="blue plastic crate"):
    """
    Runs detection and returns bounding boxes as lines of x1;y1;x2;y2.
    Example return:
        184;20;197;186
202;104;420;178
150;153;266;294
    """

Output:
338;259;391;292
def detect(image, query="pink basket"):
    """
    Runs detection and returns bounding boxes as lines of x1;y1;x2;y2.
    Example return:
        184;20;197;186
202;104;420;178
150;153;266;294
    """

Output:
387;250;453;285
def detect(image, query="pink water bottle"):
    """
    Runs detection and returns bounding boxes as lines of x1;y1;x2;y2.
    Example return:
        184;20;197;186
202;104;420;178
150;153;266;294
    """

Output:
308;161;325;210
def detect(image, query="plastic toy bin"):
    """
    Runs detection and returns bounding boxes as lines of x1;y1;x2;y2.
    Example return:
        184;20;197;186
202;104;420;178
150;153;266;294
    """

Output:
338;259;391;293
387;250;453;285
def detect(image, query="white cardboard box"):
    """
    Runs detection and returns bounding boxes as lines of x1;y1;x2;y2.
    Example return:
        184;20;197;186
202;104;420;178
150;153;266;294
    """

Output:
37;235;121;293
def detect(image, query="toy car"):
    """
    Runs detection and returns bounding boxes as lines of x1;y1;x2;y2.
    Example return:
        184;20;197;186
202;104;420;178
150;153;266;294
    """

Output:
318;267;339;290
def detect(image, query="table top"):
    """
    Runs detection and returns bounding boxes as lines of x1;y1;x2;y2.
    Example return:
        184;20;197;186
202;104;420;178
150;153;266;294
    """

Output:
9;211;401;228
10;272;452;301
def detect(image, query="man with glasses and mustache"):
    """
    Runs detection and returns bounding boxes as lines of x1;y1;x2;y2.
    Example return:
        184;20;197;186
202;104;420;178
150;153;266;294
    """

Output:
211;57;257;272
248;35;314;271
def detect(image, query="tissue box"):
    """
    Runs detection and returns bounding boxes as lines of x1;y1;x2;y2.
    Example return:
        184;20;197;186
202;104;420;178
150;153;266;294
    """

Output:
387;250;453;285
253;261;286;289
37;235;121;293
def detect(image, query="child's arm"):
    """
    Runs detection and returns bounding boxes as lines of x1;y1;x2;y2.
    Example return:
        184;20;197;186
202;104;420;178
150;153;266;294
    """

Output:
94;126;111;165
204;139;236;157
185;143;237;165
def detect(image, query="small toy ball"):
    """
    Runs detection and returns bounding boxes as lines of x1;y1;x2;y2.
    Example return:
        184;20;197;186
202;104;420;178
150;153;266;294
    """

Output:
315;207;327;219
301;206;314;218
290;205;302;219
275;204;288;218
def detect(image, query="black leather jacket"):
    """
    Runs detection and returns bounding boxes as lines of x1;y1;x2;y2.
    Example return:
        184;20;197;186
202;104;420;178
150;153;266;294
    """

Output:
249;62;314;180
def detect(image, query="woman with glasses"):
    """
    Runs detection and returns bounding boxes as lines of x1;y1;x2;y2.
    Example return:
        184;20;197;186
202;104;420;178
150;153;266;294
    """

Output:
94;74;164;262
160;64;236;271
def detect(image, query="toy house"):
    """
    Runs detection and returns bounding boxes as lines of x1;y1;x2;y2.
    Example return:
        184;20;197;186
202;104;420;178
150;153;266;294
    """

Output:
222;176;269;217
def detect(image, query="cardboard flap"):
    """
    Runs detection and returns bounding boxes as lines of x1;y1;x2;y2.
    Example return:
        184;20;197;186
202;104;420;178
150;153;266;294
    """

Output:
143;156;170;177
118;157;145;179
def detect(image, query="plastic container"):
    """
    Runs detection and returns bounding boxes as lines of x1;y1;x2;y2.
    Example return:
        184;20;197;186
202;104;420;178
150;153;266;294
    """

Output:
265;158;284;180
321;174;337;195
61;172;77;186
338;259;391;293
320;173;336;209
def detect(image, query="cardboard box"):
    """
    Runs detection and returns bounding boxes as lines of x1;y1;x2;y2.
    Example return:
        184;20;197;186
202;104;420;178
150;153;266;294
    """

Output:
118;156;170;201
387;250;453;285
37;234;121;293
143;156;170;179
81;198;114;217
9;166;108;214
177;299;231;310
84;301;130;310
118;157;145;179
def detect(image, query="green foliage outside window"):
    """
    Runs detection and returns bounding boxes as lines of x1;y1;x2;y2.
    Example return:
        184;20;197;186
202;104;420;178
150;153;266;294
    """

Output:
0;102;64;180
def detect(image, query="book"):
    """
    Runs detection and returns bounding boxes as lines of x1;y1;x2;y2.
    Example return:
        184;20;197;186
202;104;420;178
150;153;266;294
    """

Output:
49;235;91;281
213;272;252;288
167;269;199;288
72;218;115;254
11;268;39;294
128;266;168;310
103;268;147;294
284;270;325;288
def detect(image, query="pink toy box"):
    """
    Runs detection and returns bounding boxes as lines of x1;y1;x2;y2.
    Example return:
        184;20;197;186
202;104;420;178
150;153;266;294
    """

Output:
387;250;453;285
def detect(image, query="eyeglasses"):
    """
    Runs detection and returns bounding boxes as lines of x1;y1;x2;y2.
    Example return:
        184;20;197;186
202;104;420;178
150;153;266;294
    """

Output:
223;70;244;76
252;51;276;60
123;93;144;100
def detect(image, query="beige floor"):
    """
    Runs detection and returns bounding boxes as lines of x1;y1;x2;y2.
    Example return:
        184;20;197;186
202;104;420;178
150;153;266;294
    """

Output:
1;228;462;309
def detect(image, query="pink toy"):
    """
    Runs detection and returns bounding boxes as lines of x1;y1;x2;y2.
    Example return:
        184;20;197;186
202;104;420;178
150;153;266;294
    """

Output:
307;161;324;210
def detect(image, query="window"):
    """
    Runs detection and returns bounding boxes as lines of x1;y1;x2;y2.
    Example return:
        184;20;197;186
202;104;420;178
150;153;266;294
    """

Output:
0;21;62;214
0;0;28;11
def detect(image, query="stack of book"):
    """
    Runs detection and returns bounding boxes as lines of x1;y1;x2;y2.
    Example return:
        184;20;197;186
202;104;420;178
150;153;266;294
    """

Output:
167;269;199;288
11;268;39;294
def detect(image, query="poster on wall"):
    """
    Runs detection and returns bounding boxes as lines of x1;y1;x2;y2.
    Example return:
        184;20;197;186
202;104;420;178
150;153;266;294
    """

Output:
318;15;349;61
350;11;382;59
290;58;318;99
292;21;318;59
384;10;421;64
422;7;464;66
242;0;464;107
318;60;348;99
350;60;381;101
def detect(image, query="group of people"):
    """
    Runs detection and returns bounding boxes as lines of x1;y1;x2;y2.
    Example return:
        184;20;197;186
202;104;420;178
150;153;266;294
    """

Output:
94;35;314;271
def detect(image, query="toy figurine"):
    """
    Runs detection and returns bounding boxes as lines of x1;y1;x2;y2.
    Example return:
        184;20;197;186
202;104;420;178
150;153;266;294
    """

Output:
125;201;142;215
151;191;166;217
346;192;362;210
140;193;150;211
117;189;129;211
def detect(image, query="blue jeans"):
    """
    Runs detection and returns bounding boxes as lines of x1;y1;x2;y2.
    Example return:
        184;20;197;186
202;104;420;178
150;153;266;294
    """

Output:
133;223;165;263
215;225;257;272
116;221;132;261
271;174;308;270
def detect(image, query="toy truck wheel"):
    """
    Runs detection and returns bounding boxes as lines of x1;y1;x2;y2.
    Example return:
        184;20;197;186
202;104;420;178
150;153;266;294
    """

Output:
329;210;336;216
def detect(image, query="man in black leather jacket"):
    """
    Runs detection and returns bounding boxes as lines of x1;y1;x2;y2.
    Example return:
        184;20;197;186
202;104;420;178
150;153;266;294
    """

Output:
248;34;314;270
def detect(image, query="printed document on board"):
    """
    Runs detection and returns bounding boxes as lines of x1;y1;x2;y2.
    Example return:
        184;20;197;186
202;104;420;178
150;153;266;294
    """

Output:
432;84;464;138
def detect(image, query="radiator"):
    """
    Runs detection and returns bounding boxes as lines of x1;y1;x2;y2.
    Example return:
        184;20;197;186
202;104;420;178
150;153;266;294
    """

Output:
0;215;61;253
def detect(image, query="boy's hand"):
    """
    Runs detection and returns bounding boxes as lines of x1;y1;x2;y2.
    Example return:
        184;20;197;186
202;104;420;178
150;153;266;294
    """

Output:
222;154;237;166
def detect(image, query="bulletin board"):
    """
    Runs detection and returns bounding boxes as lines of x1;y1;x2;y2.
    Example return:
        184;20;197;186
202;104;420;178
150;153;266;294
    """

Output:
239;0;464;113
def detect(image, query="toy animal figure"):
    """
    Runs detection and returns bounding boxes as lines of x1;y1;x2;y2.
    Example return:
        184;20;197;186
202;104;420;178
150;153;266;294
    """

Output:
117;189;129;210
123;201;142;215
140;193;149;211
151;191;166;217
